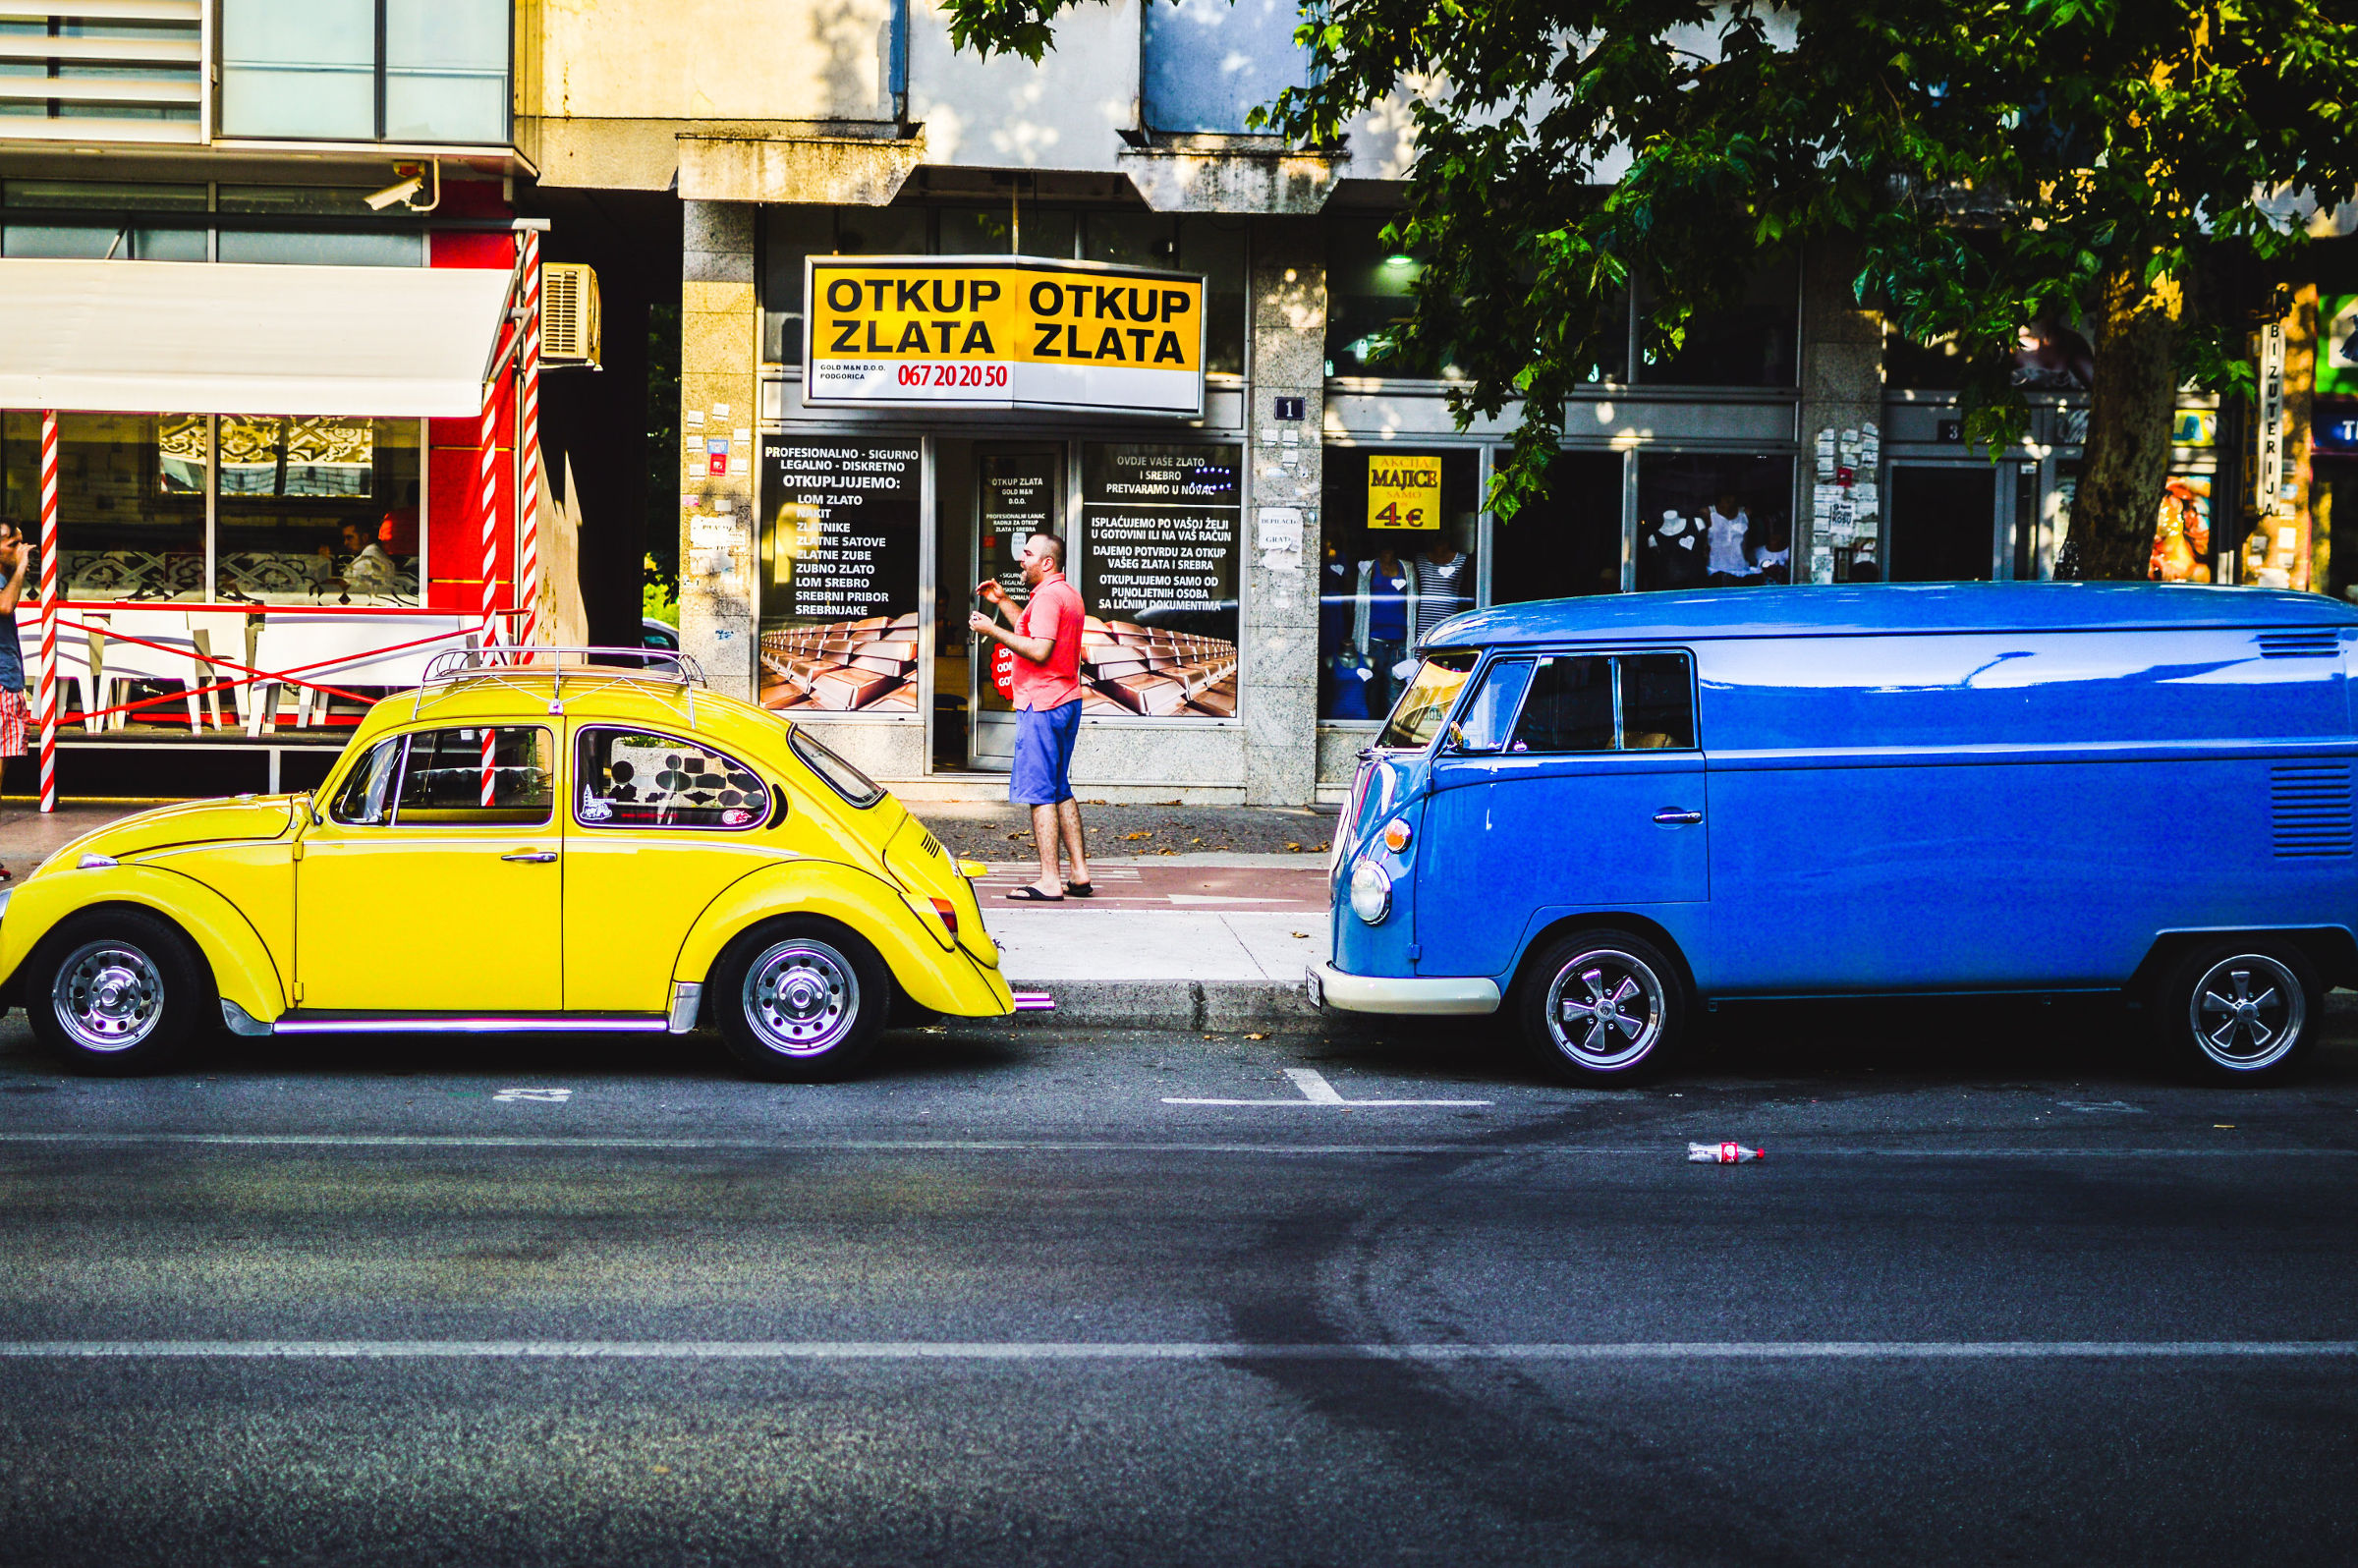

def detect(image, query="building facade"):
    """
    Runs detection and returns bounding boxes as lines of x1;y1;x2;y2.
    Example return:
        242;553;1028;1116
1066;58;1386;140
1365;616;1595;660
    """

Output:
3;3;2339;804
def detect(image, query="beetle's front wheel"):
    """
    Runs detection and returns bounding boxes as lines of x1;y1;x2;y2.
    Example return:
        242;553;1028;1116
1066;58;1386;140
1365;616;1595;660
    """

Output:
26;910;213;1076
710;918;890;1082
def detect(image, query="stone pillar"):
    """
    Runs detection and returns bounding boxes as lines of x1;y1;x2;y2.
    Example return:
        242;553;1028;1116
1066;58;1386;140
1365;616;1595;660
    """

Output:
1796;238;1883;582
1241;216;1324;807
679;200;760;700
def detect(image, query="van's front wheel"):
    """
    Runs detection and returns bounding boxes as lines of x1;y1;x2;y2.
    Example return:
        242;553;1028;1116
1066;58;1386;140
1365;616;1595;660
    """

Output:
1521;929;1685;1084
2160;939;2322;1084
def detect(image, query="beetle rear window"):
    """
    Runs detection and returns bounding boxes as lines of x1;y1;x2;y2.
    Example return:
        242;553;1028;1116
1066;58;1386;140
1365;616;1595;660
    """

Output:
1377;652;1478;749
576;728;771;829
790;725;884;808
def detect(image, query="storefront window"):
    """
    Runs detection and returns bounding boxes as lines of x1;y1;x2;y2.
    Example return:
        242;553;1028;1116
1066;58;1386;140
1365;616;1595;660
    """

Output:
1635;453;1795;590
757;437;923;713
1325;217;1447;378
1085;213;1247;376
1319;447;1478;721
213;418;421;605
1488;451;1625;605
49;414;207;601
1637;253;1798;387
762;205;932;365
216;186;424;266
1076;443;1241;718
0;179;207;261
941;204;1077;261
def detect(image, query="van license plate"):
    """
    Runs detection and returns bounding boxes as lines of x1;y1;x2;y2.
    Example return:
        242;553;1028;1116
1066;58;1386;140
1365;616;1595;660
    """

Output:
1305;966;1324;1008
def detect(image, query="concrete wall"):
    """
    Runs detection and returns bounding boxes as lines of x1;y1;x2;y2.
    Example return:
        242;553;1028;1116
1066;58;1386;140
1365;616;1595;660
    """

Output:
525;0;897;124
1241;216;1324;806
905;0;1140;168
679;201;761;703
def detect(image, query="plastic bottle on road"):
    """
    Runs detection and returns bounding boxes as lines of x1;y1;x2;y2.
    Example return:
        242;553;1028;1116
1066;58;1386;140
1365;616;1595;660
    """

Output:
1688;1142;1764;1163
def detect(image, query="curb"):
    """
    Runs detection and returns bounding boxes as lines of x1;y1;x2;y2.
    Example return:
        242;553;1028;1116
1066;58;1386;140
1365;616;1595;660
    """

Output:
1002;976;1319;1031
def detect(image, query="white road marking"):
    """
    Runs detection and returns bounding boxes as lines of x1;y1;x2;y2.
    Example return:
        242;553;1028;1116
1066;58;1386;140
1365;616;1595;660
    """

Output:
1285;1068;1345;1103
0;1339;2351;1363
492;1088;572;1103
1163;1066;1491;1107
0;1133;2348;1158
2057;1101;2146;1114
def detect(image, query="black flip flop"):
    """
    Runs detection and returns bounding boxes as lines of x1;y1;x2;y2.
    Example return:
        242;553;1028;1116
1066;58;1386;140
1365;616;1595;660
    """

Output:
1065;881;1095;898
1004;885;1065;902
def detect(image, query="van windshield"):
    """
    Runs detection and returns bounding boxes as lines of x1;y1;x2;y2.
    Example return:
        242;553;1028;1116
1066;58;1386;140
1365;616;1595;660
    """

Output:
1377;651;1478;749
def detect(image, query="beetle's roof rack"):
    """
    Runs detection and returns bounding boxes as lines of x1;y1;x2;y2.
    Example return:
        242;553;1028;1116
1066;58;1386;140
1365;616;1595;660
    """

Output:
413;644;708;722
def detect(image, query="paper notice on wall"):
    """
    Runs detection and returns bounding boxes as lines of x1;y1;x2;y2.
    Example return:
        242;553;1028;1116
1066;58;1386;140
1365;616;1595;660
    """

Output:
1815;427;1836;480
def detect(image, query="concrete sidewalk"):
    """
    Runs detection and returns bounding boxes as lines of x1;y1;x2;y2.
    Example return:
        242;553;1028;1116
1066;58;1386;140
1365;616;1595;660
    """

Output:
0;801;1329;1031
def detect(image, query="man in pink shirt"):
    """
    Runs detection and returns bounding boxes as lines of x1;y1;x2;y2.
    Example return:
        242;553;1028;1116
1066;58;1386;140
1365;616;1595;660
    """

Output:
971;532;1094;901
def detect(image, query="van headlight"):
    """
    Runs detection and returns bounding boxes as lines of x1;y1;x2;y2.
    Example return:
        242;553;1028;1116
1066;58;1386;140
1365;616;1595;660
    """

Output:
1348;861;1392;924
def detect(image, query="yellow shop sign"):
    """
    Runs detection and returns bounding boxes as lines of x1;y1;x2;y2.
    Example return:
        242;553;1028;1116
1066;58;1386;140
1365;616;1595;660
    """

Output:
1367;454;1441;531
804;256;1207;416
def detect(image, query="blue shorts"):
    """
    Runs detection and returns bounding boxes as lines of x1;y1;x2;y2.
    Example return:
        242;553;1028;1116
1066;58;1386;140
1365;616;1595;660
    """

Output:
1010;700;1082;807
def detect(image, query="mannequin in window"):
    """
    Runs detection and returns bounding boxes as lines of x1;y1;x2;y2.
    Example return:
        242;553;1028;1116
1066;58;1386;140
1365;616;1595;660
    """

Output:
1411;533;1471;645
1752;518;1792;585
1346;539;1415;717
1641;511;1708;590
1707;492;1761;587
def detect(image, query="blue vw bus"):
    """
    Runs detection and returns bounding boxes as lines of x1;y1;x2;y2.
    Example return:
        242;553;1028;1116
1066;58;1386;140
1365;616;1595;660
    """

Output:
1314;584;2358;1084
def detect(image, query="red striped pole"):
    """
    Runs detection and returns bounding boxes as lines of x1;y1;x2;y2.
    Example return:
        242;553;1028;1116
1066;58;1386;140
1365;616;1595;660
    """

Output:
36;410;58;814
516;229;542;648
477;336;504;661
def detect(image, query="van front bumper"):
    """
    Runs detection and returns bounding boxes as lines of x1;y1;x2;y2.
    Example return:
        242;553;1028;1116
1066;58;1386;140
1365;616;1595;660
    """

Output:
1308;962;1501;1017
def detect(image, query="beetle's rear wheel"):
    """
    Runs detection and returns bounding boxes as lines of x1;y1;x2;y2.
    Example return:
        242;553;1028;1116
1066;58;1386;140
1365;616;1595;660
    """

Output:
710;917;889;1082
25;910;212;1076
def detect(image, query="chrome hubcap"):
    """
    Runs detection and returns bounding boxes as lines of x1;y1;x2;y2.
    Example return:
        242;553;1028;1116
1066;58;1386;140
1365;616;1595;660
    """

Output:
2191;954;2304;1071
53;940;164;1053
744;939;859;1057
1545;948;1664;1071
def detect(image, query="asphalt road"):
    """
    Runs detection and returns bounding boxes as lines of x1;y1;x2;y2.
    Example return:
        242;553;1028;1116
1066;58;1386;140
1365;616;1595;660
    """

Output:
3;999;2356;1566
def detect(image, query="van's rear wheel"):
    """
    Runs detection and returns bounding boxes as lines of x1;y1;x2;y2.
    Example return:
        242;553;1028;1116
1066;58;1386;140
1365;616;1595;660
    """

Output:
26;910;212;1076
711;918;889;1082
1521;929;1685;1084
2160;939;2322;1084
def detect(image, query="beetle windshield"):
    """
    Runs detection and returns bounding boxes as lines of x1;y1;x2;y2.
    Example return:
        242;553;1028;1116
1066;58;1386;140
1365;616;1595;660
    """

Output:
1376;651;1478;749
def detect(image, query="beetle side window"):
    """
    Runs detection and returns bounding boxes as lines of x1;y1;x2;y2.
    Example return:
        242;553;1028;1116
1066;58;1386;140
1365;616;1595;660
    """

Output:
576;727;772;830
1512;656;1616;752
329;737;405;825
789;725;884;808
1451;659;1535;752
390;728;554;826
1621;654;1697;750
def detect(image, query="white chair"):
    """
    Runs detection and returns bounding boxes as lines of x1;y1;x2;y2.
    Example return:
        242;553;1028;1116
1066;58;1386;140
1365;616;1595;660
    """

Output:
17;616;99;733
82;610;206;734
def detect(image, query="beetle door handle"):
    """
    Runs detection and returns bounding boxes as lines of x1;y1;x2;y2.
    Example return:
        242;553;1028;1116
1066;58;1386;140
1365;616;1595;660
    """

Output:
501;850;559;863
1653;808;1704;826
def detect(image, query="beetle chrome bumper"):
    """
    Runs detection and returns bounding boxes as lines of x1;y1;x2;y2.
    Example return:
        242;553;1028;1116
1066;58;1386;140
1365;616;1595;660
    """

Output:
1308;962;1501;1016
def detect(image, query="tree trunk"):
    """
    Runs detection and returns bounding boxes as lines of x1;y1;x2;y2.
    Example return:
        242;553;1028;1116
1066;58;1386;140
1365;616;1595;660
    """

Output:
2067;263;2183;580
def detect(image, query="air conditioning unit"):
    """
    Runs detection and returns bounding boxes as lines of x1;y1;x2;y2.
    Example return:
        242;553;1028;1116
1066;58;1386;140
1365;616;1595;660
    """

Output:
541;262;601;368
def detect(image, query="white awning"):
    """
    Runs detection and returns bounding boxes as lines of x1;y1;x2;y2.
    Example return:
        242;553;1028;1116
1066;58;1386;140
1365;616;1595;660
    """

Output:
0;257;513;419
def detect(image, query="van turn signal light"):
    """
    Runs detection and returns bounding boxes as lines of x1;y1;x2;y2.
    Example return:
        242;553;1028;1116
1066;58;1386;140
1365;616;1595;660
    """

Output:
1381;818;1413;853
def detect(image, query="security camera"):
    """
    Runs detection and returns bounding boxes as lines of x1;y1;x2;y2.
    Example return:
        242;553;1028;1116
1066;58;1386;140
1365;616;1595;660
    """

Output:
365;176;425;211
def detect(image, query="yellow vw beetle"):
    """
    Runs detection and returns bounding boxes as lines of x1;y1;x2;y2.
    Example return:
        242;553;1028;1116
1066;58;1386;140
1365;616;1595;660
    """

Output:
0;649;1023;1080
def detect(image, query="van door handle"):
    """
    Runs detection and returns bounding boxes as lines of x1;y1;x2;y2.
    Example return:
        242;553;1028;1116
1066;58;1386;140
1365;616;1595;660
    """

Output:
1653;809;1704;826
501;850;559;864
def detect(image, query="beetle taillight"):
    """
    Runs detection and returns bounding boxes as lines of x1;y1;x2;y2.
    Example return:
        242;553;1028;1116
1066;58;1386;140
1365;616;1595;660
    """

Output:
928;896;959;935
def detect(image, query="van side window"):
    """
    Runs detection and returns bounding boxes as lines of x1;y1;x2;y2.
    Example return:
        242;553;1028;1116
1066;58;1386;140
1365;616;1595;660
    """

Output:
1510;652;1696;753
1513;656;1615;752
1621;654;1697;750
1453;659;1535;751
